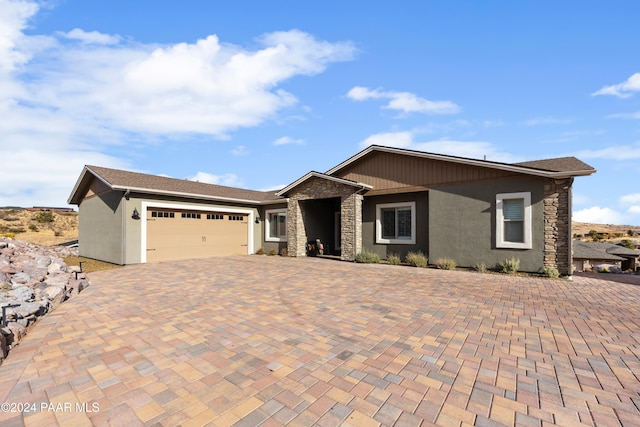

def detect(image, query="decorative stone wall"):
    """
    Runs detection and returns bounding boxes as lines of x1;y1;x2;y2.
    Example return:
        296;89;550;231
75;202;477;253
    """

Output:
543;178;573;275
286;177;364;261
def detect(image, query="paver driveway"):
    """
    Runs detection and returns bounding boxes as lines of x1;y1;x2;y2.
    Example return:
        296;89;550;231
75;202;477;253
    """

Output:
1;257;640;427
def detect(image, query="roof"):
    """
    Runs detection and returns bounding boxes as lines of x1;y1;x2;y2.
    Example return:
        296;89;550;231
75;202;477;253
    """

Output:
572;240;639;261
276;171;373;197
68;165;282;205
326;145;596;178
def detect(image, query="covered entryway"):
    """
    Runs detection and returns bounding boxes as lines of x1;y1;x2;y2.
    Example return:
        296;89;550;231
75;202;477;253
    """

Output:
145;207;249;262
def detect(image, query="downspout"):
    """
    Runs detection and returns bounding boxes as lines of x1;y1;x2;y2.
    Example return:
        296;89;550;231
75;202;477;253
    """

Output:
567;177;574;279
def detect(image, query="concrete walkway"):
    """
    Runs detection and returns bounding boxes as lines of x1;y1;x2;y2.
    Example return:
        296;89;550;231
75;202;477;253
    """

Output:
1;257;639;426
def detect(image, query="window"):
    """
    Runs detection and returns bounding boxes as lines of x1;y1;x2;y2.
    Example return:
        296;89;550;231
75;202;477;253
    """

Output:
229;215;244;221
376;202;416;244
151;211;174;218
206;213;224;220
265;209;287;242
181;212;201;219
496;192;532;249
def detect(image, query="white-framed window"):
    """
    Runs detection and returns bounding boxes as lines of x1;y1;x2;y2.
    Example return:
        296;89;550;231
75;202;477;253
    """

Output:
496;192;532;249
265;208;287;242
376;201;416;245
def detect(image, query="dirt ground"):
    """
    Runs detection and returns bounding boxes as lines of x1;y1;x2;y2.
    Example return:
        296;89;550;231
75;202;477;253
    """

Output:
0;208;78;246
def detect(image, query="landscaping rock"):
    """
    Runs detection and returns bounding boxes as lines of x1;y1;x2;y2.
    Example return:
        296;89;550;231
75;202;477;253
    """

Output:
0;236;81;365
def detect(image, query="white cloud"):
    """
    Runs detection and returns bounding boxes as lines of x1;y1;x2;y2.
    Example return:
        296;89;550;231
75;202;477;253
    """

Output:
620;193;640;205
573;206;625;224
521;116;572;126
593;73;640;98
273;136;304;145
607;111;640;119
0;0;355;206
574;142;640;160
358;131;521;163
347;86;460;115
628;206;640;215
59;28;121;45
188;172;244;187
230;145;249;156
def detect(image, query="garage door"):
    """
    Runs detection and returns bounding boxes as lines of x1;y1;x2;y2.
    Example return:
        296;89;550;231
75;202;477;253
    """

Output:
146;208;249;262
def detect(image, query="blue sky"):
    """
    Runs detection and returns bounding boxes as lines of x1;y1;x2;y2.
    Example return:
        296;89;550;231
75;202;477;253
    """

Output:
1;0;640;225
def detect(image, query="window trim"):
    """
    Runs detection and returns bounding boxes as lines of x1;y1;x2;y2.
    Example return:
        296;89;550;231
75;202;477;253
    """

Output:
375;201;416;245
265;208;287;242
496;192;532;249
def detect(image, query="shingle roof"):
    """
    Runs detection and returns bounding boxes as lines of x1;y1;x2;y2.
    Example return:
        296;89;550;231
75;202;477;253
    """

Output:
514;157;595;174
572;240;637;261
68;165;282;205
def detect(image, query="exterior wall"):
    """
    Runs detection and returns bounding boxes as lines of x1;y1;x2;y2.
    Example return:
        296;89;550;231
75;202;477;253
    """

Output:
78;190;125;264
362;192;429;259
285;177;363;261
543;178;573;275
428;177;546;272
259;203;288;255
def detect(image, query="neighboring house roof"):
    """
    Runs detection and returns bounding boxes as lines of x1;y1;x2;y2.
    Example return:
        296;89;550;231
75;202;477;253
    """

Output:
276;171;373;197
572;240;636;261
68;165;283;205
326;145;596;178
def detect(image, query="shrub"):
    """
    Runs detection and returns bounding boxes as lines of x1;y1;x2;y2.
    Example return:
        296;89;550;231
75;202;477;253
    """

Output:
543;266;560;278
500;257;520;274
8;227;25;234
0;233;15;238
355;250;380;264
386;253;401;265
435;258;456;270
29;224;39;232
474;262;487;273
268;249;277;256
255;247;265;255
405;251;428;268
628;229;635;237
34;211;55;223
280;248;288;257
54;229;63;237
621;239;635;249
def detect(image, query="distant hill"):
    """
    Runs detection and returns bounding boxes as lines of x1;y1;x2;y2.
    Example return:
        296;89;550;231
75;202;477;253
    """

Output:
0;208;78;246
572;222;640;244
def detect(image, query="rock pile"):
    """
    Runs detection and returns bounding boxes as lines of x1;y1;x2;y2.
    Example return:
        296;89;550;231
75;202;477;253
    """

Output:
0;237;88;364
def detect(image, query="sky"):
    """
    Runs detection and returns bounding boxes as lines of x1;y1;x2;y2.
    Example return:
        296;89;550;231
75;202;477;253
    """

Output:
1;0;640;225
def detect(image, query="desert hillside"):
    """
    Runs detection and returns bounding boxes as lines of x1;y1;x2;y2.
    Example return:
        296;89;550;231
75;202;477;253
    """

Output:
0;208;78;246
572;222;640;244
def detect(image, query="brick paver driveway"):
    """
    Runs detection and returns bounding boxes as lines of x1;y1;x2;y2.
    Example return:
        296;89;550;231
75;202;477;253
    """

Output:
1;257;640;426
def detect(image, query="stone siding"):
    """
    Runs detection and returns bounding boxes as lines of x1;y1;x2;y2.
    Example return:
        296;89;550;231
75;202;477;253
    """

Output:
286;177;364;261
543;178;573;275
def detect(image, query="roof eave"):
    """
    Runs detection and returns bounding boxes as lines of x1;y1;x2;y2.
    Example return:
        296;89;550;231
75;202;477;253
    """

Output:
112;185;278;205
67;166;114;205
276;172;373;197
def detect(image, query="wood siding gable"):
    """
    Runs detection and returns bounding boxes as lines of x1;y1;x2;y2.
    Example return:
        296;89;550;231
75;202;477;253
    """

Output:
333;151;517;195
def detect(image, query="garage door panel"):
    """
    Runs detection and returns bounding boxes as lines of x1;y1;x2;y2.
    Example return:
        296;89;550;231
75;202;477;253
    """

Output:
146;209;249;262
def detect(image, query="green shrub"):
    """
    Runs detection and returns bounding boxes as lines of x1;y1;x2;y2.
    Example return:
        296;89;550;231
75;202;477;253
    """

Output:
386;253;401;265
405;251;428;268
628;229;635;237
435;258;456;270
35;211;54;223
474;262;487;273
355;250;380;264
29;224;39;232
268;249;277;256
255;247;265;255
500;257;520;274
8;227;25;234
543;266;560;278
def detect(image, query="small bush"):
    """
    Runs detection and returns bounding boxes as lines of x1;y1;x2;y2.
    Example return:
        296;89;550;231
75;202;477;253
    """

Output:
474;262;487;273
628;229;635;237
54;229;63;237
29;224;39;232
4;216;19;222
386;253;402;265
268;249;277;256
35;211;55;223
280;248;288;257
543;266;560;278
435;258;456;270
255;247;265;255
0;233;15;238
355;250;380;264
405;251;428;268
500;257;520;274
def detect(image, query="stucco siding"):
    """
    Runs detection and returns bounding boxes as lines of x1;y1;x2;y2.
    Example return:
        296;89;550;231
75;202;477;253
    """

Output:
362;192;429;259
79;190;125;264
428;178;545;272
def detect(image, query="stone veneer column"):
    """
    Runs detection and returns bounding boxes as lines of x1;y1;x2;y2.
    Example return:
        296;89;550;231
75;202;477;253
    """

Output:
287;200;306;257
340;193;363;261
543;178;573;276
